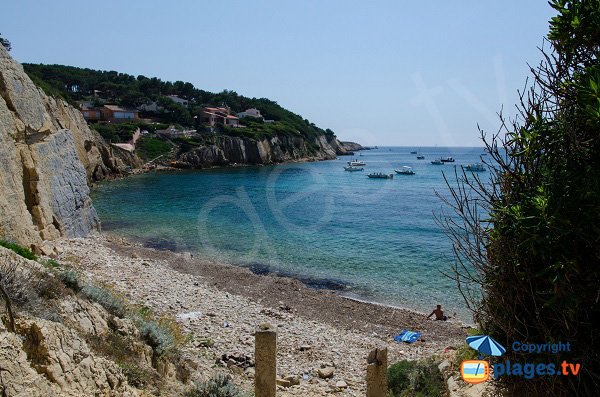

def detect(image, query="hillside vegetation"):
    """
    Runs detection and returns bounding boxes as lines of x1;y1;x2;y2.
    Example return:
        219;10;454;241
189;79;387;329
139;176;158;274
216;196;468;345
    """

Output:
23;64;336;142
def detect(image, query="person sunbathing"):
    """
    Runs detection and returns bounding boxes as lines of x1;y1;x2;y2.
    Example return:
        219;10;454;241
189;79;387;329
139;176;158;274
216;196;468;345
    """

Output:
427;304;447;321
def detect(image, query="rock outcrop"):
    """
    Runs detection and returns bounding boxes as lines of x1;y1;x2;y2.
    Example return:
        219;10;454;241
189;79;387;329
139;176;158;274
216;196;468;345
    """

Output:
340;141;365;152
176;133;348;168
0;46;137;248
0;246;140;396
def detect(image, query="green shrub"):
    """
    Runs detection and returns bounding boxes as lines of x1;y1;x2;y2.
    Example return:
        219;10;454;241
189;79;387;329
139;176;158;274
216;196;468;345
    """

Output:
137;319;176;356
136;136;172;161
0;240;37;261
58;269;82;292
185;374;249;397
388;358;445;397
81;285;126;317
42;259;61;269
36;272;70;300
118;363;155;388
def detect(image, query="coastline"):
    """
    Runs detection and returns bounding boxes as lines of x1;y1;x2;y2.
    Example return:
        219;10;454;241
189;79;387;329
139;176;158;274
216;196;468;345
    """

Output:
55;232;467;394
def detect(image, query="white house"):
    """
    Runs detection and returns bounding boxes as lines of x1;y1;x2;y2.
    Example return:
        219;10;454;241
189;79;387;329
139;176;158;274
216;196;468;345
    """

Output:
236;108;263;119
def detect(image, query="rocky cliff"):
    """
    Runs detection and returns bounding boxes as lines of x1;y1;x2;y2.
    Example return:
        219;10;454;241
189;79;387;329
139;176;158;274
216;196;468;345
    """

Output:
0;46;137;249
177;133;348;168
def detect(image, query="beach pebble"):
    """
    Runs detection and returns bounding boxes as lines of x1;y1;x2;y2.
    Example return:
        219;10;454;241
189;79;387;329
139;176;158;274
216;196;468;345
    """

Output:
317;367;334;379
335;380;348;389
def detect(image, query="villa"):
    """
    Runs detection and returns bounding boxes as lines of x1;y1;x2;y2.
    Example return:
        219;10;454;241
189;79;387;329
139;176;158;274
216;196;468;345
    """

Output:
80;104;139;123
199;106;240;128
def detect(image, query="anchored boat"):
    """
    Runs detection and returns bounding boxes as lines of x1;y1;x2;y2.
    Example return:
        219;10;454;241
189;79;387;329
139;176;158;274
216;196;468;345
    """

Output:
344;166;364;172
440;157;455;163
395;166;415;175
431;159;444;165
347;159;366;166
368;172;394;179
465;163;486;172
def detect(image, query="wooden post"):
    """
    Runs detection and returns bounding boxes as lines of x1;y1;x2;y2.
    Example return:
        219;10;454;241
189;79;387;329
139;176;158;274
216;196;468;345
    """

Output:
255;323;277;397
366;347;388;397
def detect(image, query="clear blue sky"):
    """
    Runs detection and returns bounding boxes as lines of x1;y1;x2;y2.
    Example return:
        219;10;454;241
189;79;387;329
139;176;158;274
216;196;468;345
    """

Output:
2;1;555;146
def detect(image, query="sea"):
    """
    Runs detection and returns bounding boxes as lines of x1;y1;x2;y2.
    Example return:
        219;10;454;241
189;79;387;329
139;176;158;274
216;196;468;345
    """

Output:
91;147;489;321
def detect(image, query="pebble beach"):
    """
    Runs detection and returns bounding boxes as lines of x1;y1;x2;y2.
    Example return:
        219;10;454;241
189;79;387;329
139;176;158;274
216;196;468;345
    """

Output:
57;233;468;395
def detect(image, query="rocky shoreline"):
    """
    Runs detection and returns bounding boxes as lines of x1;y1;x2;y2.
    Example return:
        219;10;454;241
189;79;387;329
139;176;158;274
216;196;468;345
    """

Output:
55;233;467;395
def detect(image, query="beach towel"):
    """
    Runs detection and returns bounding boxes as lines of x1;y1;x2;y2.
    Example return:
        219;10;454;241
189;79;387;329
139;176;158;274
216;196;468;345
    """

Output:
394;329;422;343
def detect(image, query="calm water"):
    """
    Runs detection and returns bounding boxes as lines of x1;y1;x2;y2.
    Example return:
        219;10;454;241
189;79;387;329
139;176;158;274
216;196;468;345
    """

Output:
91;147;488;320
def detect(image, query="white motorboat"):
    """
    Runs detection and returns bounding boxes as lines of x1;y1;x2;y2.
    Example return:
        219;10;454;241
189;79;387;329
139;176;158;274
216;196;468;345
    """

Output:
347;159;366;166
395;166;415;175
344;166;364;171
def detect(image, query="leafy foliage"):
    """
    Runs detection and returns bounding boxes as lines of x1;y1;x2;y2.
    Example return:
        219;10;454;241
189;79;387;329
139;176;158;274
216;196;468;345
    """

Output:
22;64;336;140
136;136;173;161
440;1;600;395
0;240;37;261
58;269;83;292
81;285;126;317
185;374;250;397
387;359;445;397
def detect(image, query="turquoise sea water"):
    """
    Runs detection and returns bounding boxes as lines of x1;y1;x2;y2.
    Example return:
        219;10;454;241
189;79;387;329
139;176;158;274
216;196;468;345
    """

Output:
91;147;488;320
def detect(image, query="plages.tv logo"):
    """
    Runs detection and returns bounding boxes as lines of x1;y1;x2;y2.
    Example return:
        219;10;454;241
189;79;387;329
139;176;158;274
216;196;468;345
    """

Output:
460;335;581;384
460;335;505;384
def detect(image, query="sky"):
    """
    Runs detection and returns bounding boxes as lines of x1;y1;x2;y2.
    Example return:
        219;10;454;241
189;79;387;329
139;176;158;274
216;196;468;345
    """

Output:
1;1;556;146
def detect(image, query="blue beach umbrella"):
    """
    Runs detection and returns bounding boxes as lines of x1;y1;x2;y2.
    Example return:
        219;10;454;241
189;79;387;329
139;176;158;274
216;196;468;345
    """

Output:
466;335;506;357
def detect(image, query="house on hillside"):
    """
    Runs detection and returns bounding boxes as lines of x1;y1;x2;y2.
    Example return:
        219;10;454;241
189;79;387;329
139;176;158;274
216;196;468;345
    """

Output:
236;108;263;119
102;105;139;122
199;107;240;128
81;107;102;121
80;104;139;123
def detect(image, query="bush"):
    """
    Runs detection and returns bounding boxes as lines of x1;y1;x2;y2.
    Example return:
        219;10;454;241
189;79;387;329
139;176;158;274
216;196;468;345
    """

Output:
0;240;37;261
136;136;172;161
119;363;155;388
81;285;126;317
0;261;36;305
58;269;82;292
36;272;70;300
439;1;600;394
185;374;249;397
137;319;176;356
388;358;445;397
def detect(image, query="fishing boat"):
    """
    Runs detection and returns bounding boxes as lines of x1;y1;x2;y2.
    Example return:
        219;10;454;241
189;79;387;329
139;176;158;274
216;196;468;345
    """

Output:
367;172;393;179
440;157;455;163
347;159;366;166
410;150;417;154
431;159;444;165
344;166;364;172
465;163;486;172
417;155;425;160
395;166;415;175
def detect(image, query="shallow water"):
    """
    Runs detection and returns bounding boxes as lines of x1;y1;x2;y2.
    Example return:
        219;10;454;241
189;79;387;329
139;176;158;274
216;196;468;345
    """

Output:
91;146;488;320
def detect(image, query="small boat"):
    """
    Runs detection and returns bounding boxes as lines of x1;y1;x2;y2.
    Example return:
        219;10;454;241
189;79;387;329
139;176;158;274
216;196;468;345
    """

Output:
367;172;393;179
465;163;486;172
344;166;364;172
417;155;425;160
440;157;455;163
395;166;415;175
347;159;366;166
410;150;417;154
431;159;444;165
